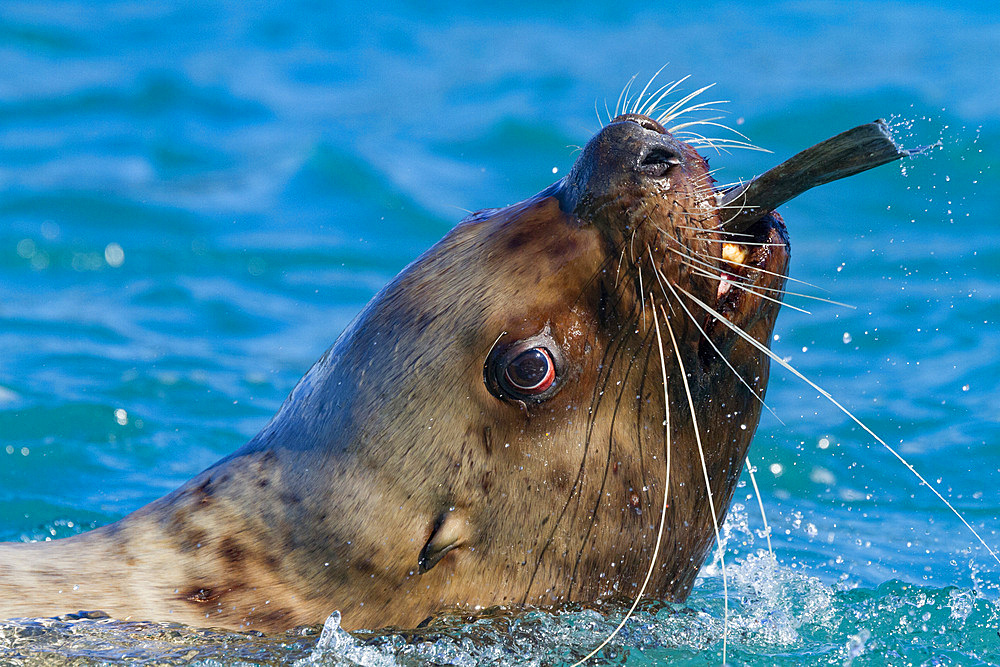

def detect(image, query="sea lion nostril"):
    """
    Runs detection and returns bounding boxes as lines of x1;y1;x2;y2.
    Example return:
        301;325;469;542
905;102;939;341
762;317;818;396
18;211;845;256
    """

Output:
610;113;666;134
639;147;683;178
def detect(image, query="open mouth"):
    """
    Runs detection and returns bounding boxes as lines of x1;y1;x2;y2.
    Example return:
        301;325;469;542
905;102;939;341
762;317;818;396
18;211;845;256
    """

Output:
709;211;790;328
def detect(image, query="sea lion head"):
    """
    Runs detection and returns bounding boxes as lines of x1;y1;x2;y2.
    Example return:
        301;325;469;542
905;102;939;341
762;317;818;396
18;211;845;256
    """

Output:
229;112;791;628
0;113;790;632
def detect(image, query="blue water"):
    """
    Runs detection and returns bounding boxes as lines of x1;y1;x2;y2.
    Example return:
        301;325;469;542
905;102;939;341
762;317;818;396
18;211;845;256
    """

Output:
1;1;999;664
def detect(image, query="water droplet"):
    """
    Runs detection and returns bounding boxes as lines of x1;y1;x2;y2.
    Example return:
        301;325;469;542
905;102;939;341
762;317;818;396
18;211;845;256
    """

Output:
16;238;36;259
104;243;124;267
312;610;361;656
40;221;59;240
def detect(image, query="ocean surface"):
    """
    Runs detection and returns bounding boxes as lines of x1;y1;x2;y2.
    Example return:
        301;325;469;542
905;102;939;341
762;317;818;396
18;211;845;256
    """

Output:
1;1;999;665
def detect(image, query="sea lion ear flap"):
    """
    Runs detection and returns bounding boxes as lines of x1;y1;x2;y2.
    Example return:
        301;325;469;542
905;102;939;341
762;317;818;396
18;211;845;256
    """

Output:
418;509;468;574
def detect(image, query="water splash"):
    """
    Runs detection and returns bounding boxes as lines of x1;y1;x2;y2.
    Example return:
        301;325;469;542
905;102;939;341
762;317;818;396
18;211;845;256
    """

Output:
298;611;398;667
0;556;997;666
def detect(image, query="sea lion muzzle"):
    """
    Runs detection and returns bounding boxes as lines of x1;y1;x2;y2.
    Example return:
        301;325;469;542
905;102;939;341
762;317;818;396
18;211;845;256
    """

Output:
558;115;687;218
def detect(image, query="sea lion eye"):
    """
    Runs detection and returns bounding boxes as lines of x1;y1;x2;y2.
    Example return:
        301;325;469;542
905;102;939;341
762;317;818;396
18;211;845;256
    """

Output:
485;332;563;404
504;348;555;393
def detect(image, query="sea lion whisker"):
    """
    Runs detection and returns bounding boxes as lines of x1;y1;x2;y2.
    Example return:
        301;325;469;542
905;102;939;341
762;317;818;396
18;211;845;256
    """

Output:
690;188;724;210
621;77;635;120
707;204;761;213
671;128;768;157
614;243;628;290
662;99;730;125
663;243;828;292
679;133;762;149
568;302;674;667
673;223;754;239
745;456;774;555
684;140;772;156
571;237;635;312
667;114;729;131
659;240;724;275
675;242;848;305
669;117;747;144
615;74;637;118
672;117;754;143
654;84;720;126
662;304;729;664
680;135;772;155
650;225;709;278
618;322;661;526
637;81;681;119
522;316;642;604
660;275;784;423
654;86;720;124
646;219;698;260
674;284;1000;567
629;64;671;115
613;67;688;119
697;205;765;218
710;179;746;192
646;245;668;297
669;254;810;316
649;218;712;257
484;331;508;360
629;220;641;264
567;323;656;599
685;183;752;228
644;247;684;324
713;190;762;229
673;217;750;236
561;315;648;594
696;238;786;247
644;243;678;309
638;257;647;331
664;251;812;315
682;262;852;310
649;234;726;275
748;285;851;308
636;74;690;118
715;253;826;290
670;131;736;157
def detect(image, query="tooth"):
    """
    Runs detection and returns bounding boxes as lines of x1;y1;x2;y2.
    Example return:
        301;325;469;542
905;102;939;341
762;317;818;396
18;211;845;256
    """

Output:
722;243;748;266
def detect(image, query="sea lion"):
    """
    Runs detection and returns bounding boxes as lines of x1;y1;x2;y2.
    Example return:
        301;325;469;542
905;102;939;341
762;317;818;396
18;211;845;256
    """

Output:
0;112;790;632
